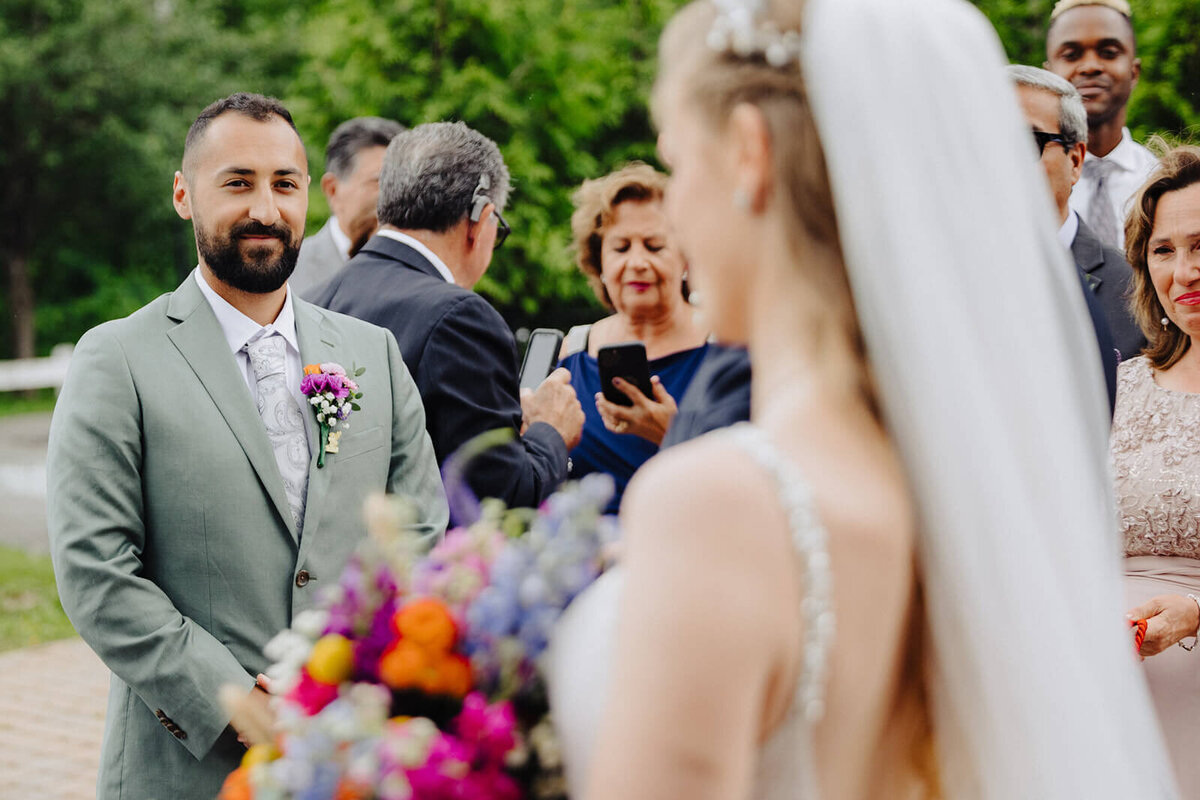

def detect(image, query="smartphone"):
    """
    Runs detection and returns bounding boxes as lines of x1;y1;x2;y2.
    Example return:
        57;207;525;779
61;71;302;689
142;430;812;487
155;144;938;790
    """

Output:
598;342;653;407
519;328;565;392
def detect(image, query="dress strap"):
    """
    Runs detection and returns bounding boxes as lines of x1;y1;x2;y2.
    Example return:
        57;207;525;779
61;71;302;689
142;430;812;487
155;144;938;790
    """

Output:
722;422;834;722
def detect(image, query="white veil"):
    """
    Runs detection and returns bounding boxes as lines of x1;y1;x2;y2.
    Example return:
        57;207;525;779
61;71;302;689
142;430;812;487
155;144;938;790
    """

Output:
800;0;1177;796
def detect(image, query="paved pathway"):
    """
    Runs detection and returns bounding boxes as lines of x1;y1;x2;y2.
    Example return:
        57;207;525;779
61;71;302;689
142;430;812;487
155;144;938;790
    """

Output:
0;638;108;799
0;411;107;798
0;411;51;553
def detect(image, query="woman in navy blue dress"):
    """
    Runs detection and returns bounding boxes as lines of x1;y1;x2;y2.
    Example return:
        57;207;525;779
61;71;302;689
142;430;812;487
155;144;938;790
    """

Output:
560;163;709;513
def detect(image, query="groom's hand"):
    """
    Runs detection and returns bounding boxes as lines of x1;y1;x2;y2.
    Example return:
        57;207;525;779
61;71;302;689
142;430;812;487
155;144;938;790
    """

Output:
220;676;276;748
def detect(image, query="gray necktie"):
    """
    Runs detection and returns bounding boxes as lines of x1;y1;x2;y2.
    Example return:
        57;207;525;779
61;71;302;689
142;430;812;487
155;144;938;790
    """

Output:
1084;158;1121;250
245;333;309;532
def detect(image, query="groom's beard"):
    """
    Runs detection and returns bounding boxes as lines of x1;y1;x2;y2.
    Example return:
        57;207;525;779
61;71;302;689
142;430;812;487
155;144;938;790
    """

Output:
196;219;300;293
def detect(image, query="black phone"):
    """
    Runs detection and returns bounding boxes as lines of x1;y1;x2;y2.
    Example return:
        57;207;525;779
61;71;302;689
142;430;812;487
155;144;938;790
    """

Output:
519;328;565;392
598;342;653;407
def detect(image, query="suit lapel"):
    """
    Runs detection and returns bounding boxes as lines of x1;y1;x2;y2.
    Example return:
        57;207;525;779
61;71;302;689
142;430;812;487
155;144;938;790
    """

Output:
165;275;299;542
1072;218;1106;292
294;300;342;548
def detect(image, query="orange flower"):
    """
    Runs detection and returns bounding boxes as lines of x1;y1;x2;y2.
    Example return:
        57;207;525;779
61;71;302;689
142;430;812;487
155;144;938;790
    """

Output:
217;766;253;800
379;639;430;689
425;653;473;698
393;597;458;652
334;778;372;800
303;364;322;375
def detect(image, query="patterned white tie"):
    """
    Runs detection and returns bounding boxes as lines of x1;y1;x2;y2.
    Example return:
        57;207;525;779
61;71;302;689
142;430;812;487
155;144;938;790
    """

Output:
1084;158;1122;250
245;333;309;532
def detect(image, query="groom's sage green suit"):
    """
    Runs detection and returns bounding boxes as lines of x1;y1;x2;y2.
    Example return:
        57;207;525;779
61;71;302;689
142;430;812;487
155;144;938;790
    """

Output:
47;273;448;799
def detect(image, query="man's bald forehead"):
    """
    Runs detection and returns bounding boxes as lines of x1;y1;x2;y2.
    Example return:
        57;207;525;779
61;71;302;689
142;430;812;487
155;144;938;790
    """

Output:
181;92;303;178
1046;4;1136;53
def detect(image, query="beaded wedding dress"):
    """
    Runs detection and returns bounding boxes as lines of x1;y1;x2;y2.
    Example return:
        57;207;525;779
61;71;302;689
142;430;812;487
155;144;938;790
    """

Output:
544;424;827;800
542;0;1179;796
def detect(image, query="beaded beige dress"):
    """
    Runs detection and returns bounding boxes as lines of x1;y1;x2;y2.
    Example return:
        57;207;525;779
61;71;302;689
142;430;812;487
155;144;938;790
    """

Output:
1112;356;1200;794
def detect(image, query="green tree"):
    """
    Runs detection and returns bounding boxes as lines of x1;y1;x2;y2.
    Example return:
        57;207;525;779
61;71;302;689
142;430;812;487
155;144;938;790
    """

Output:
287;0;685;331
0;0;301;358
969;0;1200;142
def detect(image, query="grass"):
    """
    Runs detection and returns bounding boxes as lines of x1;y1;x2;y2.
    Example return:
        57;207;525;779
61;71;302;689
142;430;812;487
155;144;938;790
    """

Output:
0;545;77;652
0;389;57;417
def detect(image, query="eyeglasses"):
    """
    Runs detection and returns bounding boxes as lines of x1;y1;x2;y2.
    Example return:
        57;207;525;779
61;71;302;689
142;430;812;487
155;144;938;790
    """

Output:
1032;129;1072;156
492;209;510;250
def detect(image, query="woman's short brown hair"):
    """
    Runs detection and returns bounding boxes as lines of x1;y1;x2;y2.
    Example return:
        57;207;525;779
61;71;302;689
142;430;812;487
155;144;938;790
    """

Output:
1126;140;1200;370
570;162;669;308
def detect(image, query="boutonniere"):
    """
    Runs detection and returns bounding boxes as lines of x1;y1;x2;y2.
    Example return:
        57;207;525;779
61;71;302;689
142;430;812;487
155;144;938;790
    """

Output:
300;362;364;467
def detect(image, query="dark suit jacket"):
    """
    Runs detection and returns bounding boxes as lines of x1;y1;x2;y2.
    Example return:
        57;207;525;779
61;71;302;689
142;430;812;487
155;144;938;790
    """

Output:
661;344;752;449
309;234;568;510
1072;215;1147;361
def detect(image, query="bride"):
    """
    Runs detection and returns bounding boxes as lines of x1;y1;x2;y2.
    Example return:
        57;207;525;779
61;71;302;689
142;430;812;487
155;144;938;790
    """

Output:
544;0;1177;798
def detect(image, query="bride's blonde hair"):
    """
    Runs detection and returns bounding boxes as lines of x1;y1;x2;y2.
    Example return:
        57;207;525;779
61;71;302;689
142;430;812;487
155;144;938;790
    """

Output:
653;3;939;795
652;0;875;416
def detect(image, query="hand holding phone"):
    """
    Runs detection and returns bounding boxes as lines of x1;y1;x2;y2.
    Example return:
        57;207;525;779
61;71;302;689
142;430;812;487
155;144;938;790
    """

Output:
597;342;653;407
519;328;565;392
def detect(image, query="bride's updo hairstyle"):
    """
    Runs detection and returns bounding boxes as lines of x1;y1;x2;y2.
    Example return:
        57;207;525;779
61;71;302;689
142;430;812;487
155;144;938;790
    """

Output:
652;0;876;413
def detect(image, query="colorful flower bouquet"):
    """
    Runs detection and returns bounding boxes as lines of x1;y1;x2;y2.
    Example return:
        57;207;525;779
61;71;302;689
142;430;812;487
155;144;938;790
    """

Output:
218;472;618;800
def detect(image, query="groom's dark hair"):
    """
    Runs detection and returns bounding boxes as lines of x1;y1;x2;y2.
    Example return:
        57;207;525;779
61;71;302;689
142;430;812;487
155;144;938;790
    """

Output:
182;92;301;178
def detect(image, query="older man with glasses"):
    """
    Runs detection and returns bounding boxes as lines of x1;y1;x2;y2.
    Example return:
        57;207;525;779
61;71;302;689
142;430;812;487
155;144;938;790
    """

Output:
310;121;583;509
1008;64;1147;413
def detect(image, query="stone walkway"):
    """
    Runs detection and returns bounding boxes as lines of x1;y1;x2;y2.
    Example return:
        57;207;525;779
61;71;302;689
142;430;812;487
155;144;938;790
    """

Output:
0;637;108;799
0;411;107;798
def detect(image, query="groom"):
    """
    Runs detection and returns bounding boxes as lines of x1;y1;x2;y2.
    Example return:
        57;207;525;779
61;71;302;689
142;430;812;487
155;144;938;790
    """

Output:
46;93;448;799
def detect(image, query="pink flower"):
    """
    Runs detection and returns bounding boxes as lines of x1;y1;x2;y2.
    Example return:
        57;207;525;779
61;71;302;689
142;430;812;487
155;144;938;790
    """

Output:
320;362;347;376
286;667;340;714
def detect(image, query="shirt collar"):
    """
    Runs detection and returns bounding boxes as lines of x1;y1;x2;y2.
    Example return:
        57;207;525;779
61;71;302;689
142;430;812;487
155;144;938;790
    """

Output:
327;215;352;262
194;268;301;355
1058;209;1080;252
376;229;457;284
1083;127;1141;173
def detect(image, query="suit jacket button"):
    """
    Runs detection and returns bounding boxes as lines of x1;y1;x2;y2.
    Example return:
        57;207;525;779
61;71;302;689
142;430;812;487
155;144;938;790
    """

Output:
295;570;310;588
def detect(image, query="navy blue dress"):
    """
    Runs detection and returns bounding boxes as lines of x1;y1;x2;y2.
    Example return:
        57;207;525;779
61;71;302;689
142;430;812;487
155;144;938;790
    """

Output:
560;344;709;514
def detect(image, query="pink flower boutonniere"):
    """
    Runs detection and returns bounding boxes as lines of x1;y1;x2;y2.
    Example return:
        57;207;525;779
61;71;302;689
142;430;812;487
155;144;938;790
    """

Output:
300;362;364;467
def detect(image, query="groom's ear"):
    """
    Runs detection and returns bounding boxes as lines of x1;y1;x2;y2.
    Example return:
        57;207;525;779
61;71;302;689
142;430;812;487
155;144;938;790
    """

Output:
173;171;193;221
728;103;773;214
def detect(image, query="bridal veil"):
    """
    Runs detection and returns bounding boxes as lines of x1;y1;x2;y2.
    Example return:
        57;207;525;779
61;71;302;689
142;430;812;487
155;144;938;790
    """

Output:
802;0;1176;795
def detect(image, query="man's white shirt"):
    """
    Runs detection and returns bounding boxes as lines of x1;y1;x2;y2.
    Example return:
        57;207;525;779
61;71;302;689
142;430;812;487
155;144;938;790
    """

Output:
377;229;456;284
1068;127;1159;251
194;268;310;436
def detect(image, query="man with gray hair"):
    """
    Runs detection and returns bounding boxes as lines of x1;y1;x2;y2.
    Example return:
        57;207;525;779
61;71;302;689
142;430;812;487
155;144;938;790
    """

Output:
291;116;404;296
311;121;583;509
1008;64;1146;412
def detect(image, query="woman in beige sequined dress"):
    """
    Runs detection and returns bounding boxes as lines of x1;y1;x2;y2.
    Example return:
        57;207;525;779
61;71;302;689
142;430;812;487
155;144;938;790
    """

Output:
1115;144;1200;792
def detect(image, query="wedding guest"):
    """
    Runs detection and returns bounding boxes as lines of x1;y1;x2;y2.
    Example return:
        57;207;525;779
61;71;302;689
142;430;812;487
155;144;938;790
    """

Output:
310;122;583;511
291;116;404;297
1007;64;1140;402
1045;0;1158;250
560;163;709;512
1116;143;1200;792
659;343;751;449
544;0;1173;797
45;93;447;800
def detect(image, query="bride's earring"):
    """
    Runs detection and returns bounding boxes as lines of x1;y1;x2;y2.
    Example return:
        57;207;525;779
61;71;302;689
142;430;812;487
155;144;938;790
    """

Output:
733;187;750;212
1162;316;1171;330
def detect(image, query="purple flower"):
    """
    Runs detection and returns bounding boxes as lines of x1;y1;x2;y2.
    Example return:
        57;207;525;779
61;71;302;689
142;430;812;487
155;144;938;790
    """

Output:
301;373;330;396
327;373;351;399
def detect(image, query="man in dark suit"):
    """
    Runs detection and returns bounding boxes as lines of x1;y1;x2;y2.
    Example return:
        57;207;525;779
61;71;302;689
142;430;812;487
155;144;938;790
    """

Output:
660;344;751;449
1070;211;1146;359
310;121;583;510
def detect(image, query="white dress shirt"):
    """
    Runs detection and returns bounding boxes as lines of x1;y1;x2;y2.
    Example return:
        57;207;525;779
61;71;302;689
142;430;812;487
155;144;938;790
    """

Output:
328;214;352;263
194;269;310;440
1058;208;1081;252
377;229;456;284
1068;127;1159;251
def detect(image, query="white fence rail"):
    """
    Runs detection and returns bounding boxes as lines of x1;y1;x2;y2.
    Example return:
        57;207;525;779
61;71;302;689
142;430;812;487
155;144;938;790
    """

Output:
0;344;74;393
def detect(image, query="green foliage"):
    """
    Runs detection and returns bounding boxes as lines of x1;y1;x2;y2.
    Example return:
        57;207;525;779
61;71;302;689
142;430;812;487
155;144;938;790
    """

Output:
0;545;76;652
969;0;1200;141
7;0;1198;354
286;0;686;330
